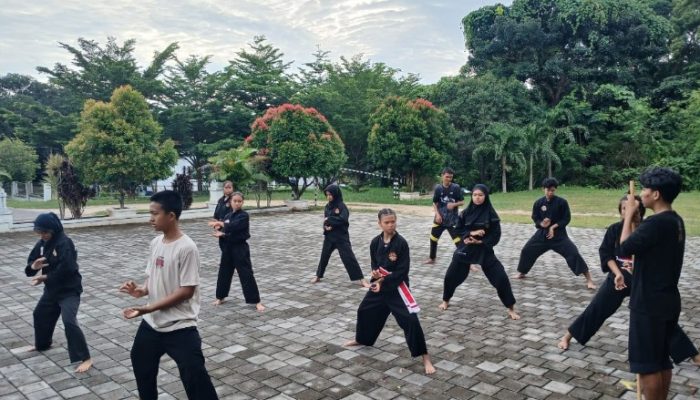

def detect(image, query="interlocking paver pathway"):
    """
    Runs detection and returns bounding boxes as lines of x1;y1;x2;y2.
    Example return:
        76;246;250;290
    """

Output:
1;211;699;399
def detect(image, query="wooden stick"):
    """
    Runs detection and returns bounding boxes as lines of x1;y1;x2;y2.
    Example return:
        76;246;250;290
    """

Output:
629;180;635;196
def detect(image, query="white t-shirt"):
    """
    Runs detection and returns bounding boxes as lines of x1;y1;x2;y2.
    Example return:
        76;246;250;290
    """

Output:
142;234;201;332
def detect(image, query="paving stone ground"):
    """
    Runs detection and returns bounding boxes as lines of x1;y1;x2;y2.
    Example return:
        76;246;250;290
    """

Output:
1;210;700;399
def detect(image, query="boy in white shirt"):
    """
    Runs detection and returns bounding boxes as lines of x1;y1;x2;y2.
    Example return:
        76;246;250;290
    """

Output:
119;190;218;400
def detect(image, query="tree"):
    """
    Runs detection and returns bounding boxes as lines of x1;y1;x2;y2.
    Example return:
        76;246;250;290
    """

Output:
223;36;295;113
159;55;250;190
55;158;94;219
209;146;270;207
37;37;178;103
65;86;178;208
0;138;38;182
249;104;347;200
463;0;672;106
294;54;420;170
367;97;453;192
428;73;542;186
0;74;78;157
473;123;526;193
172;168;193;210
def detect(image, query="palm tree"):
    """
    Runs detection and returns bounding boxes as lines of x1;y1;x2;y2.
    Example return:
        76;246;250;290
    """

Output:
473;123;525;193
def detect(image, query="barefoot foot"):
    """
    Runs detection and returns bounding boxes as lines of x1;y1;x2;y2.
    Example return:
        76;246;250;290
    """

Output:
692;354;700;366
507;308;521;320
438;301;449;311
423;354;436;375
75;358;92;373
512;273;526;279
212;298;226;306
586;281;597;290
256;303;266;312
359;279;371;288
470;264;480;272
343;340;361;347
423;258;436;265
557;332;572;350
310;276;321;284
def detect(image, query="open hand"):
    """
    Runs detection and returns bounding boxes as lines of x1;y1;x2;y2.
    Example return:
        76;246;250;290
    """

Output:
212;231;224;238
119;281;146;298
546;226;556;239
613;273;627;290
31;257;49;270
122;306;148;319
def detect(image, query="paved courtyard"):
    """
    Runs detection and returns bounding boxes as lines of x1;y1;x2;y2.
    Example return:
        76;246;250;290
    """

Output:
1;210;700;399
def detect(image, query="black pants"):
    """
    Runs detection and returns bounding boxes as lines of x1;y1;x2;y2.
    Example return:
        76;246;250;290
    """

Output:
131;321;218;400
316;235;364;281
33;293;90;363
429;223;461;260
442;250;516;308
568;272;698;363
217;243;260;303
517;234;588;275
355;288;427;357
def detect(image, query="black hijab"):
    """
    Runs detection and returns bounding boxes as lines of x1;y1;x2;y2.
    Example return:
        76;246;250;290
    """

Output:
33;212;65;242
460;184;500;227
325;184;344;206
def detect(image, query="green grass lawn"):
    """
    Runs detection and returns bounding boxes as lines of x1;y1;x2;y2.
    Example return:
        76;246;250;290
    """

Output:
9;186;700;235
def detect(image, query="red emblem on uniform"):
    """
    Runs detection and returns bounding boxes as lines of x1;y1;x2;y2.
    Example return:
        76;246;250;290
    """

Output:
156;256;165;268
388;252;397;262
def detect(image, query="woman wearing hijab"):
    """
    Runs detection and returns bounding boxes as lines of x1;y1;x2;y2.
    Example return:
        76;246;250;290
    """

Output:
25;212;92;372
439;184;520;320
311;184;370;287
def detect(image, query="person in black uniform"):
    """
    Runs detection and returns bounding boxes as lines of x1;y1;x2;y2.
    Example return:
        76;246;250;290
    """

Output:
344;208;436;375
439;184;520;320
208;180;234;254
558;194;699;365
620;167;685;399
514;177;596;289
311;184;370;287
211;192;265;311
25;212;92;372
425;167;464;264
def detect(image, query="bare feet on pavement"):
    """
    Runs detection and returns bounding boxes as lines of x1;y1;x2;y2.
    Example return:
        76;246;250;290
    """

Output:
558;332;572;350
438;301;449;311
423;354;436;375
75;358;92;373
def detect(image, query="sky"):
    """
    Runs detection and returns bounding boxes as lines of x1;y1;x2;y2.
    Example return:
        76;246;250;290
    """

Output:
0;0;511;84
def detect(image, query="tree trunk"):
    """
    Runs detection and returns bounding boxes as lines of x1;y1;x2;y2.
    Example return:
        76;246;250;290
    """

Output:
118;191;126;209
529;153;534;191
288;177;300;200
547;158;553;178
501;156;507;193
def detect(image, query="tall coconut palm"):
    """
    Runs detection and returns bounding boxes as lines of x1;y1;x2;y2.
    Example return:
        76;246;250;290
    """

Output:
473;123;525;193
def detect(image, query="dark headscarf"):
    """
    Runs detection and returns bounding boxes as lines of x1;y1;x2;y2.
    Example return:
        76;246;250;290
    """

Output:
325;184;343;206
33;212;64;235
460;184;500;226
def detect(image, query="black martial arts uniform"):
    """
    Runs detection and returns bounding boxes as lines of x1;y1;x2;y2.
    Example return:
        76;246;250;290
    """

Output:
315;185;364;281
213;194;232;253
517;194;589;276
620;211;685;374
25;213;90;363
429;182;464;259
216;209;260;303
566;221;697;363
442;184;516;308
354;232;428;357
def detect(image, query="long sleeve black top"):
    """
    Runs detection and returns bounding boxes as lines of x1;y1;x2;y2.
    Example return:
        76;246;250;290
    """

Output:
324;202;350;238
25;233;83;299
221;209;251;244
531;195;571;239
370;232;410;291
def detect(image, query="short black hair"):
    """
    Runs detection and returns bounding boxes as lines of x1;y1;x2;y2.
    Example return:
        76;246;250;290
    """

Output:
542;177;559;188
618;194;646;218
441;167;455;175
150;190;183;219
639;167;682;203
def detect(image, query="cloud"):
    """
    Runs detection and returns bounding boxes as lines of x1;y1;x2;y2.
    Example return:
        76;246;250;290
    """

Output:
0;0;511;84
